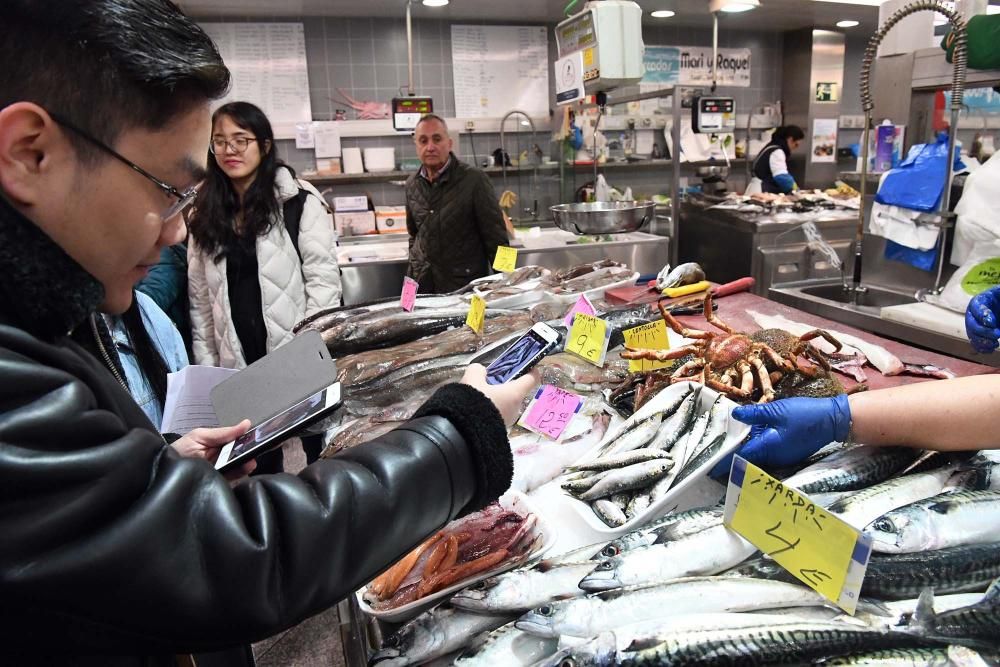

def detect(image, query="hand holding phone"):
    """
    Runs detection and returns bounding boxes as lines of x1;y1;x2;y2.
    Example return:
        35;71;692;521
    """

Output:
484;323;561;386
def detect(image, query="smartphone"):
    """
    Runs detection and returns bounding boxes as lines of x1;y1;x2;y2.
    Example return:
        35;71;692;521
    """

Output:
214;382;342;472
485;323;561;385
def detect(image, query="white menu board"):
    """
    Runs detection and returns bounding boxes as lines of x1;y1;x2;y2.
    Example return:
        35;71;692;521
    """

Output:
451;25;549;118
200;23;312;129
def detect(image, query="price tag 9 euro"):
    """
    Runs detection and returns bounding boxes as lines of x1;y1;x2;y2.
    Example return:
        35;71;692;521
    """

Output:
723;456;871;615
564;313;610;367
520;385;583;440
622;320;671;372
400;277;418;312
466;294;485;334
492;246;518;273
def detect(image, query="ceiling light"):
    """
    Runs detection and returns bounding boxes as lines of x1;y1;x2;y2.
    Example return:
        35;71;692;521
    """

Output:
651;10;676;18
421;0;448;6
709;0;761;13
836;19;860;27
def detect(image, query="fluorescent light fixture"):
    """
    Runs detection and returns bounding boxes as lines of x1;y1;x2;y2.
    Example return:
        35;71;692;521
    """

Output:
422;0;448;6
651;10;676;18
811;0;885;5
836;19;860;27
709;0;760;12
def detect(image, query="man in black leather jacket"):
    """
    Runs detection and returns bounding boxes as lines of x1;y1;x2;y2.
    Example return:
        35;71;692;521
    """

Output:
0;2;535;665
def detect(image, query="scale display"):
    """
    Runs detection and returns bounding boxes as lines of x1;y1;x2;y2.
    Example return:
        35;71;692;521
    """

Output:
392;97;434;132
692;96;736;133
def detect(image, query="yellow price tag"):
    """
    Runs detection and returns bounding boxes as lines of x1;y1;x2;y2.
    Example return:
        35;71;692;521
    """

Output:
723;457;871;615
583;48;595;67
466;294;485;334
492;246;518;273
623;320;671;373
564;313;609;367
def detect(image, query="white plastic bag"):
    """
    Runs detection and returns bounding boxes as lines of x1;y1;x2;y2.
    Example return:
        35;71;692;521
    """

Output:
952;152;1000;265
934;239;1000;313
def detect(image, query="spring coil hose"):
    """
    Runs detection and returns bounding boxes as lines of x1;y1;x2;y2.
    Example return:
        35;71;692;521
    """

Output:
860;1;967;112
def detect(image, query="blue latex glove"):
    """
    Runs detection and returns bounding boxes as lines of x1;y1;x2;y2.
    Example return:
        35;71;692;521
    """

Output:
710;395;852;480
966;286;1000;354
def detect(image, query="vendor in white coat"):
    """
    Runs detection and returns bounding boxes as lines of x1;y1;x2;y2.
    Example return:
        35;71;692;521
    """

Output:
188;101;342;473
746;125;805;195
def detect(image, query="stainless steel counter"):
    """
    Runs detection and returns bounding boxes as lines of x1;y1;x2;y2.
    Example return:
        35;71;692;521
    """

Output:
336;231;670;305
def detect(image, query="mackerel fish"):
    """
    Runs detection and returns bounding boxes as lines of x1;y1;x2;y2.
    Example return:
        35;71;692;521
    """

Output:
579;524;757;591
819;647;952;665
868;490;1000;554
517;576;835;639
592;506;724;559
783;445;925;494
943;456;1000;493
825;466;957;530
450;560;596;613
900;578;1000;647
369;606;513;666
451;621;558;667
537;620;924;666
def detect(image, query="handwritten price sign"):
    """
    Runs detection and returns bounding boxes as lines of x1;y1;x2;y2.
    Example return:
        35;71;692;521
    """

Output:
623;320;671;372
466;294;486;334
400;277;418;312
492;246;518;273
521;385;583;440
563;294;597;328
565;313;610;367
723;456;871;614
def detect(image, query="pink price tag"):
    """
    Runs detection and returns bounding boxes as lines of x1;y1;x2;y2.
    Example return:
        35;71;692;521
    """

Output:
400;277;418;312
563;294;597;328
523;385;583;440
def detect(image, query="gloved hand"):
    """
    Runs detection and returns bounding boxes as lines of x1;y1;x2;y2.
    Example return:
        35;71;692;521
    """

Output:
710;394;852;480
966;286;1000;354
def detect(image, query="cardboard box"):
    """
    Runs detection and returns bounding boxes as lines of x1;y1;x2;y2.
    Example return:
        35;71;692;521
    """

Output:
333;195;368;212
334;210;377;236
375;206;408;234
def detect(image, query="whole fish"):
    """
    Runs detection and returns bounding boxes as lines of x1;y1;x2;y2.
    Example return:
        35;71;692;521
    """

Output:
451;622;558;667
811;647;952;665
321;307;478;357
600;412;665;456
783;445;924;494
625;492;652;520
656;262;706;290
592;506;724;559
576;460;672;502
579;524;757;592
943;456;1000;493
345;364;465;415
901;580;1000;647
671;433;727;488
647;387;701;451
592;499;628;527
868;490;1000;554
516;577;835;639
369;606;513;666
567;448;673;473
449;560;596;614
826;466;956;530
536;352;629;391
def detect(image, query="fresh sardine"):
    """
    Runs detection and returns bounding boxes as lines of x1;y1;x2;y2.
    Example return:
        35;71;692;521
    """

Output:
567;448;673;473
592;499;628;527
576;460;672;502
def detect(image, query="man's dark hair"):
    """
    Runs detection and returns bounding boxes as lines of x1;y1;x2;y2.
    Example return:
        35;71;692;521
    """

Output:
415;113;450;133
188;101;292;261
0;0;230;162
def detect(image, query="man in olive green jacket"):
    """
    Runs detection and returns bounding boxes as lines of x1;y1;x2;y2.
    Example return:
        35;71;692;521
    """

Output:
405;114;510;293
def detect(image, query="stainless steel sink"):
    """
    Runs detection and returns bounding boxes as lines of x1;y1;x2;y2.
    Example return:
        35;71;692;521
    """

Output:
798;284;916;309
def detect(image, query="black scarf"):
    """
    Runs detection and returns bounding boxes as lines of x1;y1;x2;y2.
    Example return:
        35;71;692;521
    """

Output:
0;194;104;341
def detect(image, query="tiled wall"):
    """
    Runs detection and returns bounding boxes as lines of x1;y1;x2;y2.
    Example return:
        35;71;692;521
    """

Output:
199;15;865;212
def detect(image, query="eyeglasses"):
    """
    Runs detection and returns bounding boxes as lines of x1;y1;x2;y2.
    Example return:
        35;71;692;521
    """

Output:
47;112;201;222
210;136;257;155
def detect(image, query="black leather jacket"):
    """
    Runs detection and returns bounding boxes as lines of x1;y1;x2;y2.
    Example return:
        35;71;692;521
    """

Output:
0;196;513;665
405;154;509;294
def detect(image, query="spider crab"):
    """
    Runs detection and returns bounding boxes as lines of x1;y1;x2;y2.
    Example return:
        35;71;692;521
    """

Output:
621;292;843;403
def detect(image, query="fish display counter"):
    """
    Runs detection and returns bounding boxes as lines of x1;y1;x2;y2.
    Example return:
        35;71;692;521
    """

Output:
335;230;670;306
295;262;998;667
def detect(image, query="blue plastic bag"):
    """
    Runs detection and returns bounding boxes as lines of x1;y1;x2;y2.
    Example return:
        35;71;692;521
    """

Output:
875;132;964;212
884;238;938;271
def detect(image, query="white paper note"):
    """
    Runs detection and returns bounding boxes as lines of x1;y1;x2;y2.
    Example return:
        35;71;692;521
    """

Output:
295;123;315;149
314;123;342;158
160;365;238;434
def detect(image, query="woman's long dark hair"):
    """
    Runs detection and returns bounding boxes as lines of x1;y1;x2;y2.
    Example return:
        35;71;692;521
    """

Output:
187;101;294;261
770;125;805;157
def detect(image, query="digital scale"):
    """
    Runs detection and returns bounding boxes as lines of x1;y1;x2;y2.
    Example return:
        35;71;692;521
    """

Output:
554;0;644;102
391;96;434;132
692;96;736;134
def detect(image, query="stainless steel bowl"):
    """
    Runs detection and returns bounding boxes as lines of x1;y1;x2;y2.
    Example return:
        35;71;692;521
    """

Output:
549;200;655;235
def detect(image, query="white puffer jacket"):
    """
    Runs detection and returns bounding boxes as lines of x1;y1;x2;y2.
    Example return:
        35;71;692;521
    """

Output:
188;166;341;369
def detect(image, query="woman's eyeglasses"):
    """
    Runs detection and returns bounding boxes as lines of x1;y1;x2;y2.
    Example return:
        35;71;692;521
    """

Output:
210;137;257;155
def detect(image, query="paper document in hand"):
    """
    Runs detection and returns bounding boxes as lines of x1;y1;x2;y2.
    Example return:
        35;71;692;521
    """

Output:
160;365;238;433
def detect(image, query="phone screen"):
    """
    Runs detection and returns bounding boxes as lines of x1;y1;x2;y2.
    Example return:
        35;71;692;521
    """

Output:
228;390;326;460
486;330;552;385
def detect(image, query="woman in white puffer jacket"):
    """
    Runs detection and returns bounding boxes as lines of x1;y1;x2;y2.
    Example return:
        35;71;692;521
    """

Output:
188;101;341;472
